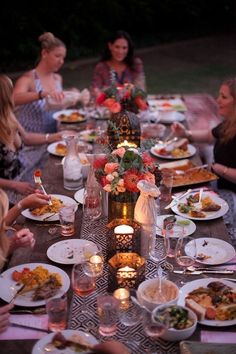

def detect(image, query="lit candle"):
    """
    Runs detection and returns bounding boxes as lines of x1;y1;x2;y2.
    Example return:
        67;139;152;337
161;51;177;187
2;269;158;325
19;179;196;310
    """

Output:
89;255;104;276
116;265;136;282
117;140;137;148
113;288;130;309
114;225;134;234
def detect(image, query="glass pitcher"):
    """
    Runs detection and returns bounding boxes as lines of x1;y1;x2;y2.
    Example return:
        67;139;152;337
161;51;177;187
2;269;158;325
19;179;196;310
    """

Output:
63;135;83;190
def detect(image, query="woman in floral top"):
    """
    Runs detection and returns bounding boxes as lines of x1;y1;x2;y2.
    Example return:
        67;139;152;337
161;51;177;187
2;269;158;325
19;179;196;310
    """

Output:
91;30;146;96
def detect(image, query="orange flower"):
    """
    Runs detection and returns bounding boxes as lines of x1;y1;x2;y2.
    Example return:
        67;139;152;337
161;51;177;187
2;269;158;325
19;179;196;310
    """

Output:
123;169;142;192
110;102;121;113
103;98;116;108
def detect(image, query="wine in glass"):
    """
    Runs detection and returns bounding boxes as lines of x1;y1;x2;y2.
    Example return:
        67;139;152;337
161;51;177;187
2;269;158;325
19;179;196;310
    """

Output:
83;186;102;221
71;263;96;314
175;235;196;285
142;308;167;338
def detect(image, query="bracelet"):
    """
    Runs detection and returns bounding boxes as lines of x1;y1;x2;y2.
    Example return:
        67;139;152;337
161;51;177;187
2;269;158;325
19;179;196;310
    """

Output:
16;201;23;210
45;133;50;142
38;90;44;100
222;166;228;177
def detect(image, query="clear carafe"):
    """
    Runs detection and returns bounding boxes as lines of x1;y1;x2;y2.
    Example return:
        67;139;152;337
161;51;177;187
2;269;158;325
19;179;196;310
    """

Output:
63;135;83;190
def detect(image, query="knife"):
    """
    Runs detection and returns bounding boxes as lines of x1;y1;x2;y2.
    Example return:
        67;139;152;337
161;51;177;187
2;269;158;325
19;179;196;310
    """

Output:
164;189;192;209
173;269;234;275
10;322;50;333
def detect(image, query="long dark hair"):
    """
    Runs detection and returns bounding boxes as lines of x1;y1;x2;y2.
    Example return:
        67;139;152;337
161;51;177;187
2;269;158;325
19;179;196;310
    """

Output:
219;77;236;143
101;30;135;69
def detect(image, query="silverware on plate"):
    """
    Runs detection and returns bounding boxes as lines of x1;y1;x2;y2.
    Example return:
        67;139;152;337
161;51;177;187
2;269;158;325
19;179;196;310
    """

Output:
165;189;192;210
173;269;234;275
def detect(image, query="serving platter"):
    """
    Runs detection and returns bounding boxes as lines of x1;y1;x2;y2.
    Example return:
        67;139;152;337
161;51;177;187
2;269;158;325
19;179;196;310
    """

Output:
159;160;218;187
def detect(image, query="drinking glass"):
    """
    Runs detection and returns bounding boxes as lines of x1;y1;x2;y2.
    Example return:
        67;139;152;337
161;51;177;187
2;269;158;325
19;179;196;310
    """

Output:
71;263;96;314
175;235;197;285
46;293;67;332
59;204;76;236
83;186;102;221
82;245;104;278
159;170;173;202
149;233;169;276
142;308;167;338
118;298;143;350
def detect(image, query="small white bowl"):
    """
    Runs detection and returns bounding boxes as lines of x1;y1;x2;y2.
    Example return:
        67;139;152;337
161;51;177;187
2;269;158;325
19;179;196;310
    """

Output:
152;304;197;341
137;278;179;311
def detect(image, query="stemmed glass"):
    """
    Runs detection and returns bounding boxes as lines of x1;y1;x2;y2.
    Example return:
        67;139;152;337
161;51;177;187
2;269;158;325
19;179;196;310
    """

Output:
149;233;169;277
175;235;197;285
71;263;96;314
82;245;104;278
118;297;143;350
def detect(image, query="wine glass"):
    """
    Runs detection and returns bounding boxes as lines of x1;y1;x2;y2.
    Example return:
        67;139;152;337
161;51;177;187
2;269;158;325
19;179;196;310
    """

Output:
118;297;143;350
175;235;197;285
149;233;169;277
71;263;96;314
142;308;167;339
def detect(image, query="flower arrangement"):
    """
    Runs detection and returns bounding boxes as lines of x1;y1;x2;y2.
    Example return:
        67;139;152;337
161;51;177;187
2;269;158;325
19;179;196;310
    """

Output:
96;83;148;114
93;146;159;194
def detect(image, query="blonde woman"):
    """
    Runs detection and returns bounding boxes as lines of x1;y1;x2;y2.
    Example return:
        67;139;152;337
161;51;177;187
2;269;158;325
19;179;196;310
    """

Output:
0;74;69;203
0;189;38;332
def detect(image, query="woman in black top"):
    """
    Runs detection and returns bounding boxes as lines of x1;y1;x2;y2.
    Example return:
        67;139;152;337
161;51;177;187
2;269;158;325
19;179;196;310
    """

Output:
171;77;236;192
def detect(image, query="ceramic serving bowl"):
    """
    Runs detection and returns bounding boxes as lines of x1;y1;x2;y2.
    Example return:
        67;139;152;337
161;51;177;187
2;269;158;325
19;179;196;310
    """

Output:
137;278;179;311
152;304;197;341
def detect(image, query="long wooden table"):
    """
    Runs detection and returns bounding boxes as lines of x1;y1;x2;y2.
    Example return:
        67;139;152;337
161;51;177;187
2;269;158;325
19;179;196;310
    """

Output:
1;95;236;353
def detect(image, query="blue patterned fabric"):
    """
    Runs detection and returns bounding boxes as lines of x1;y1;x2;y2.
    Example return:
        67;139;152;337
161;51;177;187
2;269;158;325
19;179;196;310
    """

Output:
15;70;61;133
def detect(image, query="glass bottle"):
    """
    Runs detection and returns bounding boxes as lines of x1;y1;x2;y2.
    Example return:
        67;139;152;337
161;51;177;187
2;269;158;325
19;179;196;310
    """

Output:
63;135;83;190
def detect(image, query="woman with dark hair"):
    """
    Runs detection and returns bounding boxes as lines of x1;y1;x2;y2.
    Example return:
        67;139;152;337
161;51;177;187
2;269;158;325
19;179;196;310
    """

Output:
91;30;146;96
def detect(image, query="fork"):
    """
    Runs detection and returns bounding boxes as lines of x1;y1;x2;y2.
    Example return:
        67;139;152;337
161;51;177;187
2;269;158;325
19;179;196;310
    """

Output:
34;169;52;205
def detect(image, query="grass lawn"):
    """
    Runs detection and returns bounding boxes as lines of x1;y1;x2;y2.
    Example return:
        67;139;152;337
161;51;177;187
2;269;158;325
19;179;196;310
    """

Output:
60;33;236;98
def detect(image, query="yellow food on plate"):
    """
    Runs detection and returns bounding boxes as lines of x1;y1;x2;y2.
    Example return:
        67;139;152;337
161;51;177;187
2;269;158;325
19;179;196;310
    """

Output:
55;143;67;156
31;197;63;216
59;112;84;122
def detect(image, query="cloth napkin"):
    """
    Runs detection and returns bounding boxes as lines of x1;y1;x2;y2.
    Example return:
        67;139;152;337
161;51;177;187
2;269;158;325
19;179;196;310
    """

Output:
201;330;236;344
0;314;48;340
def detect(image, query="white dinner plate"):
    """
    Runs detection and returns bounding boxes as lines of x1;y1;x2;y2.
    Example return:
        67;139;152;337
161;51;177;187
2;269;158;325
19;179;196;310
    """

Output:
0;263;70;307
158;111;185;124
21;194;78;222
47;239;98;265
156;214;196;236
178;278;236;327
53;109;86;123
74;188;85;204
148;98;187;112
186;237;236;265
47;140;66;157
151;144;196;160
78;129;98;143
32;329;98;354
171;191;229;221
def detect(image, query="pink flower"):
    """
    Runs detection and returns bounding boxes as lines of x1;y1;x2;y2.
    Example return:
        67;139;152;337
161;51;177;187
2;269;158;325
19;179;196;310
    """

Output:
104;162;119;174
135;96;148;110
112;147;126;158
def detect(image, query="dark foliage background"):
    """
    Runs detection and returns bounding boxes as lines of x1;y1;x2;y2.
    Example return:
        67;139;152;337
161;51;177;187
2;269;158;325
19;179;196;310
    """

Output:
1;0;235;71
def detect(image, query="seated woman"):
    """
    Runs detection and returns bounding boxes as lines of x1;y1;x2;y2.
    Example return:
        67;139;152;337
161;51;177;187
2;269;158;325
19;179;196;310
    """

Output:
0;74;68;204
91;30;146;96
0;189;50;332
171;77;236;240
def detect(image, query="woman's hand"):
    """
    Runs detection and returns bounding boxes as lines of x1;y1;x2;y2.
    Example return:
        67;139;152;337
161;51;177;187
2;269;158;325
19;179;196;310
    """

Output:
20;192;50;210
11;228;35;251
14;181;35;195
0;304;14;333
170;122;187;137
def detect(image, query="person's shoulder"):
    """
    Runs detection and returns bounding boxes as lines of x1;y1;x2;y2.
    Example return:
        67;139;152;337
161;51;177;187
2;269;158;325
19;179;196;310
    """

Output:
94;61;108;70
15;70;34;83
